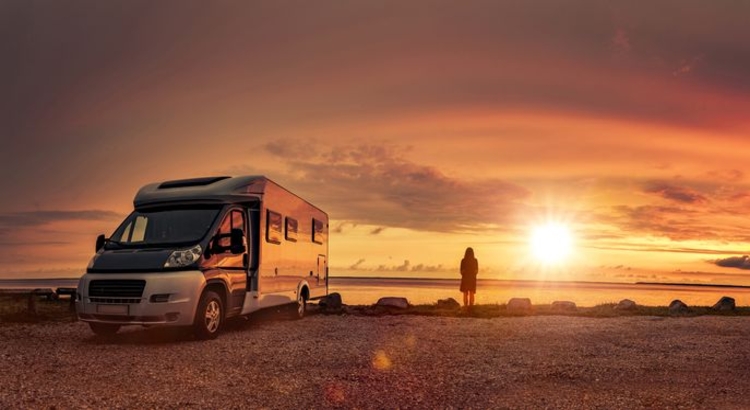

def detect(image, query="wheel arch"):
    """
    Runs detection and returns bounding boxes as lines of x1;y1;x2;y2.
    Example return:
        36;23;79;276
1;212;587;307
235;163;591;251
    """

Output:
297;281;310;301
204;279;229;314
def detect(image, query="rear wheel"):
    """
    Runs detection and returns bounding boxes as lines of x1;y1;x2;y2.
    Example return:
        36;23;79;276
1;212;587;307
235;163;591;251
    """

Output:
193;291;223;340
294;291;307;319
89;322;120;336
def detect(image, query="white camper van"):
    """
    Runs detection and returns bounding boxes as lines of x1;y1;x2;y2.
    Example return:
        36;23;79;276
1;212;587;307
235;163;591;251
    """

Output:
76;176;328;339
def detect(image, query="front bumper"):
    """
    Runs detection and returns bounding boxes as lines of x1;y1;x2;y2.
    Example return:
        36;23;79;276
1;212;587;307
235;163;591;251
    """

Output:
76;270;205;327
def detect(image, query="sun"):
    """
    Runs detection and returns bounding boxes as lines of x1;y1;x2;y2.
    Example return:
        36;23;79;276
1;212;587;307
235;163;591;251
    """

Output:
530;222;574;265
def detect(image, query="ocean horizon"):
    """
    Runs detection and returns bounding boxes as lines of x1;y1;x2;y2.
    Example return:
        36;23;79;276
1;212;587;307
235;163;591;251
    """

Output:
2;276;748;308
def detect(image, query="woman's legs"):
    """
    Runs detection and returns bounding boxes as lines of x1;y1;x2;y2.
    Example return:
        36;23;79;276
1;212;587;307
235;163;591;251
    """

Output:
469;291;475;306
463;291;468;307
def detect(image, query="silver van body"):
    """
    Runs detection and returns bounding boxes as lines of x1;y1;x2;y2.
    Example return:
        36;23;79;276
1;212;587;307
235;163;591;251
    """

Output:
76;176;328;338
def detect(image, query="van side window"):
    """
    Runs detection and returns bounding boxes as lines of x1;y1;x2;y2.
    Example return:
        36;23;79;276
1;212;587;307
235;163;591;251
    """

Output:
209;209;247;269
231;210;246;236
266;210;282;244
217;210;246;248
312;218;326;244
285;217;298;242
217;213;232;248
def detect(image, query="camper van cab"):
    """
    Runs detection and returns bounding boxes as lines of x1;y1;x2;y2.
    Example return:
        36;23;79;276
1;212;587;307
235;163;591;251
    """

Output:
76;176;328;339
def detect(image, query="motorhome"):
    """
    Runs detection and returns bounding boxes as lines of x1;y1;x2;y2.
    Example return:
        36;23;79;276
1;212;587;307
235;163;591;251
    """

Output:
76;176;328;339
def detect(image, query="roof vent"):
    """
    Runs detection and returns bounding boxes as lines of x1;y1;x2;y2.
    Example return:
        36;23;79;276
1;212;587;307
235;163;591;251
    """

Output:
158;176;231;189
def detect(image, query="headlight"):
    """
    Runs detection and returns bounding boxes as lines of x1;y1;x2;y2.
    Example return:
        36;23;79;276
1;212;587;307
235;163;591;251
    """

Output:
164;244;202;268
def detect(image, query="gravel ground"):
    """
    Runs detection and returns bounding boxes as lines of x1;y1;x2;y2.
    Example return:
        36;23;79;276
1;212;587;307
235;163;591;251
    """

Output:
1;314;749;409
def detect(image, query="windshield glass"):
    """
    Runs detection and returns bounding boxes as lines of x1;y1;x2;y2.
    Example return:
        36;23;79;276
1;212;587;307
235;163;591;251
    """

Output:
109;207;221;247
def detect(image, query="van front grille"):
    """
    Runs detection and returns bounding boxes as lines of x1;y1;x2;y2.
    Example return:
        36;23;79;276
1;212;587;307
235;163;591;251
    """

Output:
89;280;146;298
89;297;142;304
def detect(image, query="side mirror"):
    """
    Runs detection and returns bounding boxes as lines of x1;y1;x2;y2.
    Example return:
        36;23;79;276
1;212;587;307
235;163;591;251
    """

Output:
95;234;106;252
230;228;246;254
208;229;246;255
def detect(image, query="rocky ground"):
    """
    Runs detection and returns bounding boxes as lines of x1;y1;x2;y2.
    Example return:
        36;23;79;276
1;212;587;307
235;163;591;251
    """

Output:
1;314;749;409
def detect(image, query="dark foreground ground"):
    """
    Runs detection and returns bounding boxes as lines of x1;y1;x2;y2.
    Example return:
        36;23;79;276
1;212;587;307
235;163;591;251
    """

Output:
1;312;749;409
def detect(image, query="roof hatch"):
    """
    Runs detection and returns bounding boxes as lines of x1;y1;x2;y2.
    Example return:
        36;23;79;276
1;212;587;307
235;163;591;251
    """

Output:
158;176;231;189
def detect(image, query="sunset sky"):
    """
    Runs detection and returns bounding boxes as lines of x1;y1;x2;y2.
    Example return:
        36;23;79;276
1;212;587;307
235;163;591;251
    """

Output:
3;1;750;285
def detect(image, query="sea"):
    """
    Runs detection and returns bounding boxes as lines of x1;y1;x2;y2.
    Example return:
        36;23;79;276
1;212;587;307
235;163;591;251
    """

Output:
2;276;749;307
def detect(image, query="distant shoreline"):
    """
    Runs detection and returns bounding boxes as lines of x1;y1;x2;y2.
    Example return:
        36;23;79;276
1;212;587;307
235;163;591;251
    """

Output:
334;276;750;290
2;276;750;291
634;281;750;289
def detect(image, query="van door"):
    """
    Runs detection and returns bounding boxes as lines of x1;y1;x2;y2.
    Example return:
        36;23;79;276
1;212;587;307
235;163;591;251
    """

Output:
317;254;327;290
204;208;248;316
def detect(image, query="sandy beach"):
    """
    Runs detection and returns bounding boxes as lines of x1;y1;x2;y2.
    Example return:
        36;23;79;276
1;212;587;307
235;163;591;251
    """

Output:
1;314;749;409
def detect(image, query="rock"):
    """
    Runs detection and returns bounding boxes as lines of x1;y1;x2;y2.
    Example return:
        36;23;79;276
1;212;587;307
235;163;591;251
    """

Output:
712;296;736;311
614;299;637;310
507;298;532;312
668;299;690;314
551;301;577;312
376;297;409;309
436;298;460;309
318;293;343;313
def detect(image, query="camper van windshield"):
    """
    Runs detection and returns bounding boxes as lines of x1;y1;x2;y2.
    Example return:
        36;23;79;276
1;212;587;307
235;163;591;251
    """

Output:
108;208;221;247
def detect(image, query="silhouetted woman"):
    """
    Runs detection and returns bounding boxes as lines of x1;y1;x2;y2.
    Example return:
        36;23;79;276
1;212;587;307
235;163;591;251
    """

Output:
460;247;478;308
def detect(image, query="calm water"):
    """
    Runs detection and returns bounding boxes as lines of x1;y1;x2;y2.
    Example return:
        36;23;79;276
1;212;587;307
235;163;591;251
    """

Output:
2;277;748;308
329;277;750;307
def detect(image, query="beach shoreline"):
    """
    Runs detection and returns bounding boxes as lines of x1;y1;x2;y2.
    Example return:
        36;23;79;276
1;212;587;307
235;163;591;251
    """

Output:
1;314;748;409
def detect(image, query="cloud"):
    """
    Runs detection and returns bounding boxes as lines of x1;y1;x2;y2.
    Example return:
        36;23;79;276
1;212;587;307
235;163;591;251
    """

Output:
370;227;386;235
609;205;710;241
332;222;357;234
0;210;122;228
673;55;703;77
0;241;70;247
260;141;530;233
611;28;631;56
642;181;708;204
372;259;448;273
707;169;744;183
349;259;366;270
715;255;750;270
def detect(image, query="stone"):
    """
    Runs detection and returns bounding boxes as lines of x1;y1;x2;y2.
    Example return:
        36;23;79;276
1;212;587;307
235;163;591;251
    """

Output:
318;292;343;313
615;299;637;310
507;298;532;312
712;296;736;311
668;299;690;314
376;297;409;309
436;298;460;310
551;301;577;311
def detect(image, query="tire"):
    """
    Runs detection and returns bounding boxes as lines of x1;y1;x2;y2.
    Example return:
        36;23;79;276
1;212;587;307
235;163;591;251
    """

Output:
294;290;307;320
89;322;120;336
193;290;223;340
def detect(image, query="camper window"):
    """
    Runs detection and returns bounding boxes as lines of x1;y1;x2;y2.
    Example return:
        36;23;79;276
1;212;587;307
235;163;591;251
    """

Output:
312;218;326;244
285;217;298;242
266;210;282;244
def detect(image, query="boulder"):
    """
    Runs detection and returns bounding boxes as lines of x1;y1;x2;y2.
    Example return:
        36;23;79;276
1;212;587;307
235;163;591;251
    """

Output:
668;299;690;314
318;292;343;313
507;298;532;312
436;298;460;310
615;299;637;310
551;301;577;312
376;297;409;309
712;296;736;311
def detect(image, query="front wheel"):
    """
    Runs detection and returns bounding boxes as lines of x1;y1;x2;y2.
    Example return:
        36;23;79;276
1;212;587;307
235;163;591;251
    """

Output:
193;291;223;340
89;322;120;336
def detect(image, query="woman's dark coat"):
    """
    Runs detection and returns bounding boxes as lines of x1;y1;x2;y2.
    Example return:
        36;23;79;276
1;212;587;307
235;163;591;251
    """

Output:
460;257;478;292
